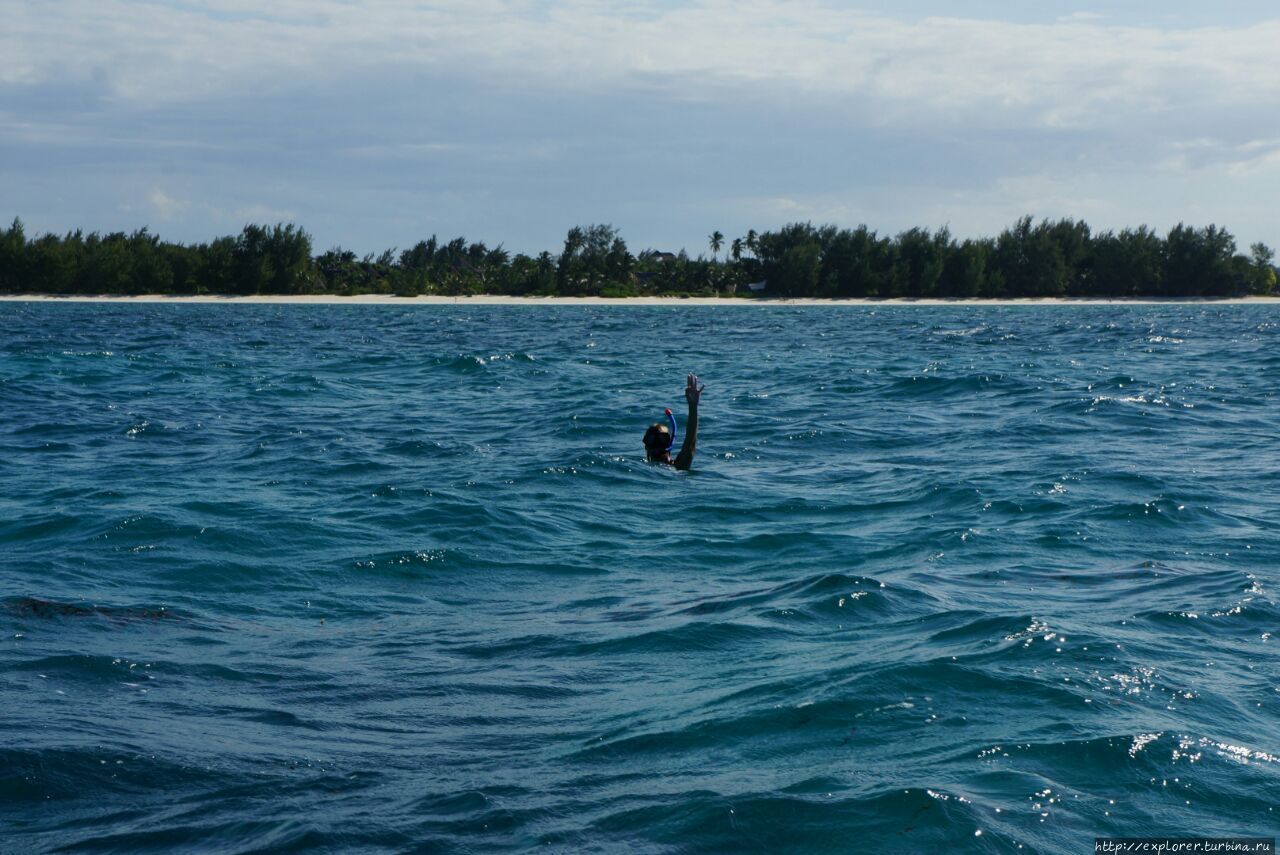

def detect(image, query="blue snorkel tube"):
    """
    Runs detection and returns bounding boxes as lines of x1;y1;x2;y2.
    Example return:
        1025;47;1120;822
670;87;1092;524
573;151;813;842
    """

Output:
664;408;678;454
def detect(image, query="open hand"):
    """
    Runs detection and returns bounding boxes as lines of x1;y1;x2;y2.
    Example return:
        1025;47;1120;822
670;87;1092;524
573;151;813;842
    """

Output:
685;373;706;406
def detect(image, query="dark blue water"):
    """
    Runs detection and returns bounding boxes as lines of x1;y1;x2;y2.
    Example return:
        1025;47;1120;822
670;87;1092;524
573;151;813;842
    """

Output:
2;303;1278;853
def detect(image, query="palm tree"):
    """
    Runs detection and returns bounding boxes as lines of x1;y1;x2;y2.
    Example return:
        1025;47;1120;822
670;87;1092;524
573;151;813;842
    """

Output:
745;229;758;258
730;237;743;263
709;230;724;261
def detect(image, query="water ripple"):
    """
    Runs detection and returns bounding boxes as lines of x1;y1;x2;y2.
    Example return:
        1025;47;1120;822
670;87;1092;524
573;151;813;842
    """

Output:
2;303;1278;852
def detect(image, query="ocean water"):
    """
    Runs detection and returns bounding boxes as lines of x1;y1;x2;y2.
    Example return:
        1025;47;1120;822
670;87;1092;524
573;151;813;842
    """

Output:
1;302;1278;853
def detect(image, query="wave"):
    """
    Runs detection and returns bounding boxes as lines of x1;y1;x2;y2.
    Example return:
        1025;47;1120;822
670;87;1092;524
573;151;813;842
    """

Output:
431;352;538;373
348;547;605;578
0;746;234;803
877;372;1038;402
5;303;1280;853
582;786;994;851
1;597;182;625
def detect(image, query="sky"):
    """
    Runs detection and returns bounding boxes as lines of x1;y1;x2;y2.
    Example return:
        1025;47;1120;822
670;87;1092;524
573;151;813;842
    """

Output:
3;1;1279;256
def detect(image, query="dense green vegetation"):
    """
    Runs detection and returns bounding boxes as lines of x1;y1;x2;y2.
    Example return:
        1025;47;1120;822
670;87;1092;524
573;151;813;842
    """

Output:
1;216;1275;298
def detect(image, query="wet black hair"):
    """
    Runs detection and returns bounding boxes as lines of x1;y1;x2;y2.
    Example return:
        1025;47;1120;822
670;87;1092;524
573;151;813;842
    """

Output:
643;423;672;456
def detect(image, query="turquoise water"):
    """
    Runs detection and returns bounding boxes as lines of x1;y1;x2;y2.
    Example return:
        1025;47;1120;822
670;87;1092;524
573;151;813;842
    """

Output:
2;303;1278;853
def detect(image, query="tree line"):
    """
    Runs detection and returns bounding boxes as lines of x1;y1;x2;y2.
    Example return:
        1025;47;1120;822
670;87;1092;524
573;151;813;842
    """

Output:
0;216;1275;299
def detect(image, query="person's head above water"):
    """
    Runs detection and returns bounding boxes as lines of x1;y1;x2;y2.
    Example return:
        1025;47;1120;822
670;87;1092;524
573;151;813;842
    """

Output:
643;422;674;462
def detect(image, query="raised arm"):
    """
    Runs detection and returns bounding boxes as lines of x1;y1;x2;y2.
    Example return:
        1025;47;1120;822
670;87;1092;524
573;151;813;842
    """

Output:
673;373;704;471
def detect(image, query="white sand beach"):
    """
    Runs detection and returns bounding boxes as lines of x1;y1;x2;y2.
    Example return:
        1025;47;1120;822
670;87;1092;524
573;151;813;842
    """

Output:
2;294;1278;306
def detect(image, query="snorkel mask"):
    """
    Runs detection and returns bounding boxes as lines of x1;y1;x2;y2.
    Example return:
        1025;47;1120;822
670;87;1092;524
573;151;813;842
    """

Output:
644;409;678;457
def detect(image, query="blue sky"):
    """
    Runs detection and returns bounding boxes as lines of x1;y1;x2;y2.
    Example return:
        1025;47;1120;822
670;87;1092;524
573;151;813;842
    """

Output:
3;1;1279;256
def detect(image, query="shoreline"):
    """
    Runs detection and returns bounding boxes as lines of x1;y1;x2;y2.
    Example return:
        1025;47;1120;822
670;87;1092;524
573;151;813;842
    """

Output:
1;293;1277;306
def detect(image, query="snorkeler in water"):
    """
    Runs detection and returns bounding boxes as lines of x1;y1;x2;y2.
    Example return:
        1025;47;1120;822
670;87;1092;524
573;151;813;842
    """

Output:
643;374;704;470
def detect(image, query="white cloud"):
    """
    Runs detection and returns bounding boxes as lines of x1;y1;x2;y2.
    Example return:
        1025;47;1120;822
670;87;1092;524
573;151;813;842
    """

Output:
147;188;188;220
231;202;297;223
1159;136;1280;174
5;1;1280;138
5;2;1279;251
1057;12;1108;23
736;194;859;226
917;161;1280;243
